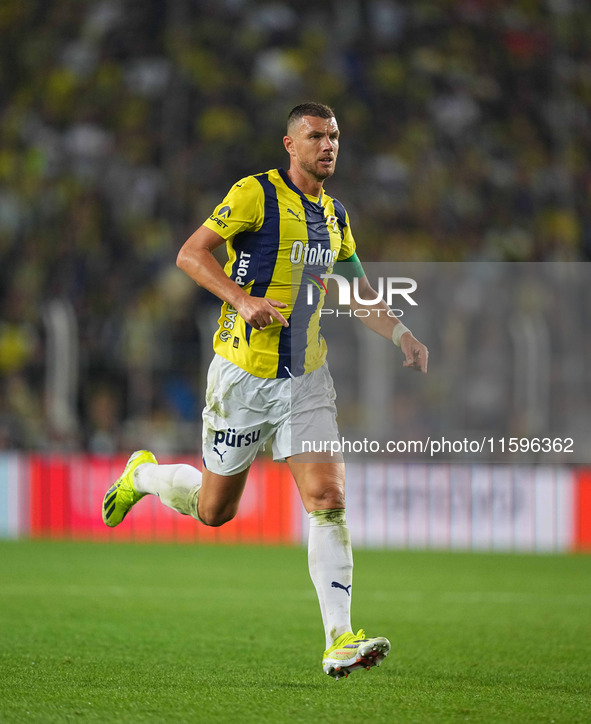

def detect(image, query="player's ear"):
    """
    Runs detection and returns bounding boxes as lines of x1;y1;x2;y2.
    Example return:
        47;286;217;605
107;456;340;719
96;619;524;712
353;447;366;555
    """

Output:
283;135;294;156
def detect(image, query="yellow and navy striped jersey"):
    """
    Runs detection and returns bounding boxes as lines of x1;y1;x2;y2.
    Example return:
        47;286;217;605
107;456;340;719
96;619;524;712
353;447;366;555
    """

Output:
202;168;358;379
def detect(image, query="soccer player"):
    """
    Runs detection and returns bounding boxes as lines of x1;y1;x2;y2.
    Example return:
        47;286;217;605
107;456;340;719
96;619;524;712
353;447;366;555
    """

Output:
102;102;428;679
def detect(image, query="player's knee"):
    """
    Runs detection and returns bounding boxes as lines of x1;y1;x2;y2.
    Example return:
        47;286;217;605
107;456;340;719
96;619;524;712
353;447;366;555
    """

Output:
307;482;345;511
198;505;237;528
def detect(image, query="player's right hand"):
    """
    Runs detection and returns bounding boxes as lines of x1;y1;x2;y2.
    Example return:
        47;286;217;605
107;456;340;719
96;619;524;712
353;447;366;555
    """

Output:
235;297;289;330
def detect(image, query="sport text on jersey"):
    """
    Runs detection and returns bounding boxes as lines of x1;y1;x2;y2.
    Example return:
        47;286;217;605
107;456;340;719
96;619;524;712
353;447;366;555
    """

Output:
235;251;252;286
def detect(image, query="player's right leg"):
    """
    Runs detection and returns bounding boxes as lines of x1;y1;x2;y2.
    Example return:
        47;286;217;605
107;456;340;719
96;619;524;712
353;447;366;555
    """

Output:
136;461;250;525
102;454;250;528
102;450;156;527
103;354;269;528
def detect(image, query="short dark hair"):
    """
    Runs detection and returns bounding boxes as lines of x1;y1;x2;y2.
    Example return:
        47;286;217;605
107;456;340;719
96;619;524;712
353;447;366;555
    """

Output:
287;102;335;132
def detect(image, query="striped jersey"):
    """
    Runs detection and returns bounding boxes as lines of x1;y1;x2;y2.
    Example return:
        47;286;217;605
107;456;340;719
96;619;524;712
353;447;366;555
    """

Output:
202;168;357;378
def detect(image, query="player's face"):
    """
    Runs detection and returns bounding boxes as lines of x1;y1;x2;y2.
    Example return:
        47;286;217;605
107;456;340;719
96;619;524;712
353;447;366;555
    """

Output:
285;116;340;182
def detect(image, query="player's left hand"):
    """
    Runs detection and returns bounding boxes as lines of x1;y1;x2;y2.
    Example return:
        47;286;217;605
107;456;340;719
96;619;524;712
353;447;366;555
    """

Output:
401;333;428;373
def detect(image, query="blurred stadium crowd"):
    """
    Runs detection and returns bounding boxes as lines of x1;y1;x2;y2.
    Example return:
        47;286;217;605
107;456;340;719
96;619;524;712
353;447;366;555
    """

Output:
1;0;590;451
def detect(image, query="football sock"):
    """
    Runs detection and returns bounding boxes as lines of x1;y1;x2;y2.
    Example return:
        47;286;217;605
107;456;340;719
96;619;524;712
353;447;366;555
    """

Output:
134;463;202;519
308;508;353;649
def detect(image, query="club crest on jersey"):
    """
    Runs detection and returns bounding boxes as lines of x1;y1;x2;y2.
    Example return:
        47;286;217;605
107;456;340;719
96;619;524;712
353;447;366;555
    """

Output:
325;214;339;233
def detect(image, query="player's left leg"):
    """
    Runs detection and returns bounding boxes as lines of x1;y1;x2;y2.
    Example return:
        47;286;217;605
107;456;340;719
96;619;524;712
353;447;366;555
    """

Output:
288;456;351;639
288;455;390;679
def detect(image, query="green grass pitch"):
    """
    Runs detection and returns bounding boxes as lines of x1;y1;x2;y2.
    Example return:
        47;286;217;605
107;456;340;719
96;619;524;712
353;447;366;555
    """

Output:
0;541;590;723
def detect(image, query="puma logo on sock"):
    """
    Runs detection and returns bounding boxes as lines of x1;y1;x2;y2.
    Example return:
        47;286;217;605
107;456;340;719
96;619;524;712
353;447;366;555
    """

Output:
331;581;352;596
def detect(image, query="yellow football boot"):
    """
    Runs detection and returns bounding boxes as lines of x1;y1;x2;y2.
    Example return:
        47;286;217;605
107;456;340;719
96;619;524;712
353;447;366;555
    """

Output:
102;450;157;527
322;629;390;679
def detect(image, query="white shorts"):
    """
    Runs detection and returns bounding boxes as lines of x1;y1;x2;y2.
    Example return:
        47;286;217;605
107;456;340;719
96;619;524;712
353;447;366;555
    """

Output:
202;354;340;475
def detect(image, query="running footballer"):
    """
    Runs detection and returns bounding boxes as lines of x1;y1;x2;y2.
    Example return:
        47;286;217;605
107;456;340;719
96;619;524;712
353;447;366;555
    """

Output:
102;102;428;679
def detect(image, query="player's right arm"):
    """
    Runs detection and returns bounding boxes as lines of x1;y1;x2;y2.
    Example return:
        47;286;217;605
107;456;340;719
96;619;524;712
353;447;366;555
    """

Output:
177;225;288;331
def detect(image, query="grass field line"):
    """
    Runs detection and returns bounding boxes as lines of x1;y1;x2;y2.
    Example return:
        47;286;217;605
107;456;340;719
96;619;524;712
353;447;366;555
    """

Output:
2;583;591;606
0;583;318;599
357;590;591;605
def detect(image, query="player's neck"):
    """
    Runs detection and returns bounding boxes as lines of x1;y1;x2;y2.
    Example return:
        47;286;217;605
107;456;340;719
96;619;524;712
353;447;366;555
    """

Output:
286;167;323;199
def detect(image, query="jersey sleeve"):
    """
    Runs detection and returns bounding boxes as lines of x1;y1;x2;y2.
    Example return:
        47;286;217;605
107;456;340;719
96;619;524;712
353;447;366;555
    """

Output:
202;175;265;241
331;200;364;278
336;208;356;261
334;251;365;280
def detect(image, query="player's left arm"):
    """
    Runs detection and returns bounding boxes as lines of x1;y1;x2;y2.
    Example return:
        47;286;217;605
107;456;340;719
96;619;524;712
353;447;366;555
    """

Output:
350;274;429;374
333;206;428;372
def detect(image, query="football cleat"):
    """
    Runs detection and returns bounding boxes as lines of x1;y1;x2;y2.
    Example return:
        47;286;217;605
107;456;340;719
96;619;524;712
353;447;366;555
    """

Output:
322;629;390;680
102;450;157;527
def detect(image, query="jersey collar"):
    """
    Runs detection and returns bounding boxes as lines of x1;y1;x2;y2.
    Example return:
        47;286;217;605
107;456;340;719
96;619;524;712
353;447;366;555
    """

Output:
278;168;324;208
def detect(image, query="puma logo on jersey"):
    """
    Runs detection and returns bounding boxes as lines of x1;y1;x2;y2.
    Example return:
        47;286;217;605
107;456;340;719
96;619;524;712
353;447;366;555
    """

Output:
287;208;302;221
213;446;226;463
